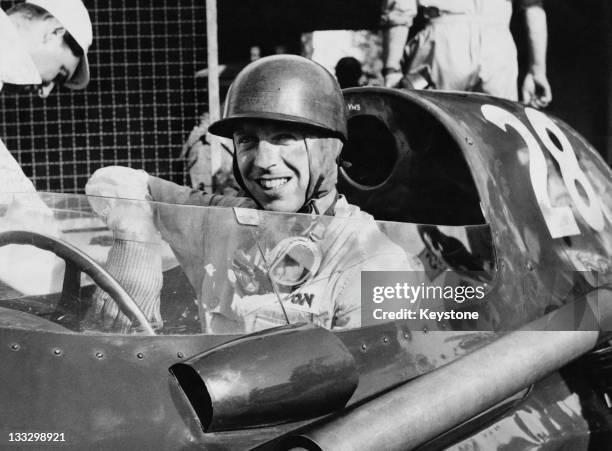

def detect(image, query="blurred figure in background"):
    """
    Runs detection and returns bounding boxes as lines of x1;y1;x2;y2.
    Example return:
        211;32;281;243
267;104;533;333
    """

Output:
380;0;552;108
181;112;239;194
249;45;261;62
335;56;363;89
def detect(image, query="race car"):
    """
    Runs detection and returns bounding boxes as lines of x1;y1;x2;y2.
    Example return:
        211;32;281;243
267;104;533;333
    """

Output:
0;87;610;450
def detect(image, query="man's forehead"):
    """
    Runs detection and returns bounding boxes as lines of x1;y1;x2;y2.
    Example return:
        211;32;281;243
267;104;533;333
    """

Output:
233;119;307;135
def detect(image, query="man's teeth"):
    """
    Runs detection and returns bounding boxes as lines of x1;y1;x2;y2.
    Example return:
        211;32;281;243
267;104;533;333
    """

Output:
259;178;290;189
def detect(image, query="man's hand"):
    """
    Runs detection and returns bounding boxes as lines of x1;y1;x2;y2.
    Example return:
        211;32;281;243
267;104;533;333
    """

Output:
86;166;159;242
521;71;552;109
384;71;404;88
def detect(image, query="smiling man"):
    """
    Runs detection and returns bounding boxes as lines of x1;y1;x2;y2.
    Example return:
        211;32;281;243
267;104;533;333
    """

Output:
86;55;421;333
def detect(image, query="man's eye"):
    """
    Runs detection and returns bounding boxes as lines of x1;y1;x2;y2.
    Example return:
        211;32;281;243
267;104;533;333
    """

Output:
236;136;256;145
274;134;298;143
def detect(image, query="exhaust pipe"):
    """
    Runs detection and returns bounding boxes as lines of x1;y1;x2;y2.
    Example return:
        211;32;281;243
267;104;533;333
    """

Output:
170;323;358;432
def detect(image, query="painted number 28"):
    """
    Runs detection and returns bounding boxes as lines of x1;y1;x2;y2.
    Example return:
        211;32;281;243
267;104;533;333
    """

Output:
481;105;606;239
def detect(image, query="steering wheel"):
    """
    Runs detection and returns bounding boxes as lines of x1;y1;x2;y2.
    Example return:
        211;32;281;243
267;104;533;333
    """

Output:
0;230;155;335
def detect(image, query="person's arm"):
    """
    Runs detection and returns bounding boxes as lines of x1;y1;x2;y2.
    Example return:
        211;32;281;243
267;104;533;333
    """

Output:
85;169;163;333
521;3;552;108
85;167;257;331
380;0;418;87
382;26;410;88
148;175;256;209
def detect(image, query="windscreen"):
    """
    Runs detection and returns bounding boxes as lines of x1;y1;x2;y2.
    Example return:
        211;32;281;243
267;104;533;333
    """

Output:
0;192;496;336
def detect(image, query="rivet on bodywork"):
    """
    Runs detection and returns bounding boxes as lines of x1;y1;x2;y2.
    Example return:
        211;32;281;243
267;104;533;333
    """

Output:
137;352;144;359
177;352;184;359
10;343;20;351
383;337;389;344
527;262;534;271
95;352;104;359
361;343;367;352
53;348;62;356
465;137;474;145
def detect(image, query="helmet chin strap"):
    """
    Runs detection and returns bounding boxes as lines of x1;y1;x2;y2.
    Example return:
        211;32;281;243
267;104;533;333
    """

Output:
299;190;339;216
299;136;316;214
298;136;339;216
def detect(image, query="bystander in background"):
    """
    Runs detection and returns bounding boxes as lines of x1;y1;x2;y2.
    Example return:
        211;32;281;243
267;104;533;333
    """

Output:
380;0;552;108
335;56;364;89
181;112;239;194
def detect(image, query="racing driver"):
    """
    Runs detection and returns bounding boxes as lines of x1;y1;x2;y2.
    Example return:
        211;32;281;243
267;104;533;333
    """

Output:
85;55;422;334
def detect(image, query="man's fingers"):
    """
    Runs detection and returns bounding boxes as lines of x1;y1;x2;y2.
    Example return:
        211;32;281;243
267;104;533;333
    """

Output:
384;72;404;88
522;91;532;106
521;74;535;105
537;83;552;106
100;297;120;330
521;73;552;109
113;311;134;334
531;83;552;109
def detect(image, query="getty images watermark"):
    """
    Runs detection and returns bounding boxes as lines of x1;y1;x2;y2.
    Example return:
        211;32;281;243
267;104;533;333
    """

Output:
361;271;487;328
361;271;611;331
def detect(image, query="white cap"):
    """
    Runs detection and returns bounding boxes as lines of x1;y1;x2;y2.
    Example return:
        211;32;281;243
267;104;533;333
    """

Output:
26;0;92;89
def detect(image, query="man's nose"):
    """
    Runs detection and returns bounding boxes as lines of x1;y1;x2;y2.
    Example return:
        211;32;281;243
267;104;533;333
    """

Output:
253;140;280;169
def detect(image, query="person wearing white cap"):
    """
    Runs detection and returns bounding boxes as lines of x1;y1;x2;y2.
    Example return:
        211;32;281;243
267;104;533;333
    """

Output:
0;0;93;295
0;0;93;197
1;0;92;97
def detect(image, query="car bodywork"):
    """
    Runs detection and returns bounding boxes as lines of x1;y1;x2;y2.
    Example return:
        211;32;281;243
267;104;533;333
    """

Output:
0;88;610;450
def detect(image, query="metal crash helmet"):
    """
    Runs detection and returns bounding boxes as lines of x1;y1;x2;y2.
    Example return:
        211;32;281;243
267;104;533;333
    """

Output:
208;54;348;141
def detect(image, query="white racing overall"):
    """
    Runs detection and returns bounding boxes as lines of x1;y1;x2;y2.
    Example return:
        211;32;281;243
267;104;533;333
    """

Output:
381;0;518;99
